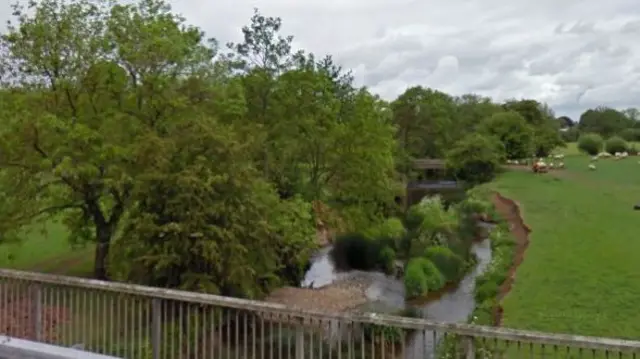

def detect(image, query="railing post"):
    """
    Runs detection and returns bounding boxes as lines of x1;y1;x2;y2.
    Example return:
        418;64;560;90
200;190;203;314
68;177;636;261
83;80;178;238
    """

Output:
295;329;304;359
464;335;475;359
31;284;42;342
295;318;305;359
151;298;162;359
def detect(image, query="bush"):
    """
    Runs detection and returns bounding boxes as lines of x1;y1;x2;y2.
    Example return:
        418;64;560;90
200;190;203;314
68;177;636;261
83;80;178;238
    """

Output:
403;196;459;257
577;133;603;155
365;217;406;242
379;246;396;275
404;258;428;298
629;144;638;156
404;258;445;298
424;246;465;282
604;136;628;154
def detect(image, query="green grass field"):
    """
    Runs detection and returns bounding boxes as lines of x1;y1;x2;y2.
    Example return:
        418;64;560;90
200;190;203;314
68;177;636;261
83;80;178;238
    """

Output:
487;154;640;339
0;220;94;276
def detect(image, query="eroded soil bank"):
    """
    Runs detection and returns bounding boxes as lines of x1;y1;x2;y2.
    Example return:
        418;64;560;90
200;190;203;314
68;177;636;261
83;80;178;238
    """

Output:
490;192;532;326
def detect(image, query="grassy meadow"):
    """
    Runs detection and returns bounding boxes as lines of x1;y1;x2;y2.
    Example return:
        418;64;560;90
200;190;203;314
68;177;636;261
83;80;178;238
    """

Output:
0;220;94;276
486;153;640;339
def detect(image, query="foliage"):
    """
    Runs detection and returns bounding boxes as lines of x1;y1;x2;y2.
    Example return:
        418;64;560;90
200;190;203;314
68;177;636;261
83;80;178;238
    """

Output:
604;136;628;154
577;133;604;155
404;257;445;298
503;99;562;157
620;128;640;142
445;133;504;185
0;0;400;292
403;196;459;257
479;111;534;160
107;122;316;298
423;246;465;282
364;217;406;241
578;107;635;138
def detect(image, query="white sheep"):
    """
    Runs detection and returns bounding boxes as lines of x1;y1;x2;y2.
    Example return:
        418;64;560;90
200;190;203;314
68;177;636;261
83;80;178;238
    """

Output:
588;164;596;170
557;162;565;168
554;154;565;159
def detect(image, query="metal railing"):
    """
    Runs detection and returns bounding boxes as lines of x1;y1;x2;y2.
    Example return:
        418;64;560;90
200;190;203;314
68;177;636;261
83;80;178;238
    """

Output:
1;268;639;359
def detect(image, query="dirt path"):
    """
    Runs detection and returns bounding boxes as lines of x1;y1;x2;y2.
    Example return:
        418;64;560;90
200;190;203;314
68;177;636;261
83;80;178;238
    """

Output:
490;192;532;326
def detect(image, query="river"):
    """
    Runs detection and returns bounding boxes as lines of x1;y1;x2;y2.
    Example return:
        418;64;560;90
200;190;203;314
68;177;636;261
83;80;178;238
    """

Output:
300;222;494;358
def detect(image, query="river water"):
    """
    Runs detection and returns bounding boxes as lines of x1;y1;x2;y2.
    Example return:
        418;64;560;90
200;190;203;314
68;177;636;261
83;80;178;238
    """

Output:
300;222;494;358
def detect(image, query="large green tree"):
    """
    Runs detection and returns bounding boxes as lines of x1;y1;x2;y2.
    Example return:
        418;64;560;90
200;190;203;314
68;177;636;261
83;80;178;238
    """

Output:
480;111;535;160
578;106;635;138
0;0;217;279
503;99;562;156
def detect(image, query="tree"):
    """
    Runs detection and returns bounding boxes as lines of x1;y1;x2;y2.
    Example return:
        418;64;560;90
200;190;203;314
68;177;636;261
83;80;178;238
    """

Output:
503;99;562;156
578;107;634;138
391;86;458;160
445;133;504;185
108;118;317;297
0;0;218;279
479;111;534;159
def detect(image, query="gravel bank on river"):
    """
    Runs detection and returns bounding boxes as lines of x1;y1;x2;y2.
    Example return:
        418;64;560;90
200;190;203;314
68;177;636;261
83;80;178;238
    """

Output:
266;274;373;313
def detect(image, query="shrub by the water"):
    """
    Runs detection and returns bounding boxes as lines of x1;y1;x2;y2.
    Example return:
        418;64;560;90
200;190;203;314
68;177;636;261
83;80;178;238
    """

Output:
404;257;445;298
402;196;459;257
404;259;428;297
424;246;465;283
365;217;405;240
379;246;396;274
604;136;628;154
577;133;603;155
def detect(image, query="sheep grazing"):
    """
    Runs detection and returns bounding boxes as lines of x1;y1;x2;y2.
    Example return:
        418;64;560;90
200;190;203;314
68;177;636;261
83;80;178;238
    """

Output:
557;162;565;168
554;154;565;159
588;164;596;170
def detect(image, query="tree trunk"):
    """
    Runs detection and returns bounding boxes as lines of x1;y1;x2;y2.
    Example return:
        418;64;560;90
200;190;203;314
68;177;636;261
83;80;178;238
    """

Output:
93;228;113;280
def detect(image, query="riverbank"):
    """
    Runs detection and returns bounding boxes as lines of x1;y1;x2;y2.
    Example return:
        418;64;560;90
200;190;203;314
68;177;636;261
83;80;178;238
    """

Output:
489;192;531;326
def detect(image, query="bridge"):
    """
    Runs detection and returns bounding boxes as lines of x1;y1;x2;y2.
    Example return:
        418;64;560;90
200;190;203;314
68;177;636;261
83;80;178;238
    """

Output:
0;269;638;358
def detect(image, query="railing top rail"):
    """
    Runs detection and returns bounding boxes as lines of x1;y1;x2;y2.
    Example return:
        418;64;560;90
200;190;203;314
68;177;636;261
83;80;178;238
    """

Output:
2;268;639;352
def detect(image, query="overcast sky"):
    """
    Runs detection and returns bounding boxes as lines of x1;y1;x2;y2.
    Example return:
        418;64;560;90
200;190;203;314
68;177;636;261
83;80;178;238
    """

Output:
2;0;640;120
